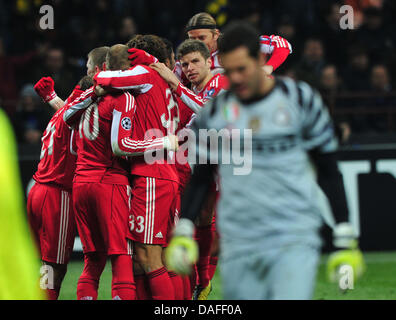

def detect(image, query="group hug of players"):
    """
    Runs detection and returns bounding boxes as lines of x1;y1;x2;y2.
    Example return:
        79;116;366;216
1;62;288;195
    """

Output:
27;12;292;300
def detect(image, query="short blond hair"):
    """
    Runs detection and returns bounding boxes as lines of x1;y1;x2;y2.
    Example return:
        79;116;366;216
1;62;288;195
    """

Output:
106;44;129;71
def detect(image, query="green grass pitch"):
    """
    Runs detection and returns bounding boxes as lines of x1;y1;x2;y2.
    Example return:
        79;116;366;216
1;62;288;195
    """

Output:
58;252;396;300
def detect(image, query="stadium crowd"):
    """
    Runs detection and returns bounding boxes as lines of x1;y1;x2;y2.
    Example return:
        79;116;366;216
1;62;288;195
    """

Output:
1;0;396;144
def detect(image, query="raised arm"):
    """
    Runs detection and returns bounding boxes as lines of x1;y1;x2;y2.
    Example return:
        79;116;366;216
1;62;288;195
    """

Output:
260;34;292;73
94;65;154;93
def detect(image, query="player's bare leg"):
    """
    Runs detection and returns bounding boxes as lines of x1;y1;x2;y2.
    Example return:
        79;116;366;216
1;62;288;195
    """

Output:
133;260;151;299
134;243;175;300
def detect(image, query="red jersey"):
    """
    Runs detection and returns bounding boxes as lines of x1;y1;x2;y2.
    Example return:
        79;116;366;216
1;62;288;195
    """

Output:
95;65;182;183
33;105;77;190
174;73;229;123
64;90;133;185
210;50;222;74
174;34;292;82
259;34;292;70
173;49;224;86
172;73;229;182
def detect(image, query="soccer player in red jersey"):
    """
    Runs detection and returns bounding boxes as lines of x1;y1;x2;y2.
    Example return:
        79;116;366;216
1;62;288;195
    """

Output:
63;45;145;300
27;75;93;300
93;36;188;300
151;39;229;299
28;47;109;300
174;12;292;82
64;42;184;300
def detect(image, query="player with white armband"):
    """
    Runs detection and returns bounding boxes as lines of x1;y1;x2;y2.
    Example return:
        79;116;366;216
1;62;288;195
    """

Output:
166;21;365;300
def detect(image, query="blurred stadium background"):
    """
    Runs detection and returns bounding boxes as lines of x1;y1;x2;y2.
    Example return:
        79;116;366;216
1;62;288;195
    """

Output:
3;0;396;299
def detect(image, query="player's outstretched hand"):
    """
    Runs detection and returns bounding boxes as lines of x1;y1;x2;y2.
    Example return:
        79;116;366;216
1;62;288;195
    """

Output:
34;76;57;103
164;135;179;151
165;218;198;275
128;48;158;67
326;222;366;284
150;62;180;91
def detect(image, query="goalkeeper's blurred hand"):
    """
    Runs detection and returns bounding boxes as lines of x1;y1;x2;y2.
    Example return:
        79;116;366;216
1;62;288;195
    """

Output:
327;222;366;284
165;218;198;275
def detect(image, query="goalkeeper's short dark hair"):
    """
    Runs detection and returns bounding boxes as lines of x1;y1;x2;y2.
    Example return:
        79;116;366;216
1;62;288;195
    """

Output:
218;21;260;58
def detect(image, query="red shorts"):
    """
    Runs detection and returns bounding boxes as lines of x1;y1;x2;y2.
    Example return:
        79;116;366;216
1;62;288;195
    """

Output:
73;182;132;255
128;176;179;245
177;166;191;196
27;181;75;264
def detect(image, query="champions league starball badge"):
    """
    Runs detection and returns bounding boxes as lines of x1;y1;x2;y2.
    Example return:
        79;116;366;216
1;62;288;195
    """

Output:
121;117;132;130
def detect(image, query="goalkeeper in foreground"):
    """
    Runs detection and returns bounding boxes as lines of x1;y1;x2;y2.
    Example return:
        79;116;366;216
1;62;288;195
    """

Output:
166;21;365;299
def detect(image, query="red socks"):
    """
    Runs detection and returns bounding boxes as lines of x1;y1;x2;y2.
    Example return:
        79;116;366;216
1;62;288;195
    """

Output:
147;267;175;300
182;276;192;300
168;271;184;300
110;255;136;300
208;256;218;280
135;274;151;300
195;225;214;288
46;287;60;300
78;256;193;300
77;253;107;300
135;270;186;300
